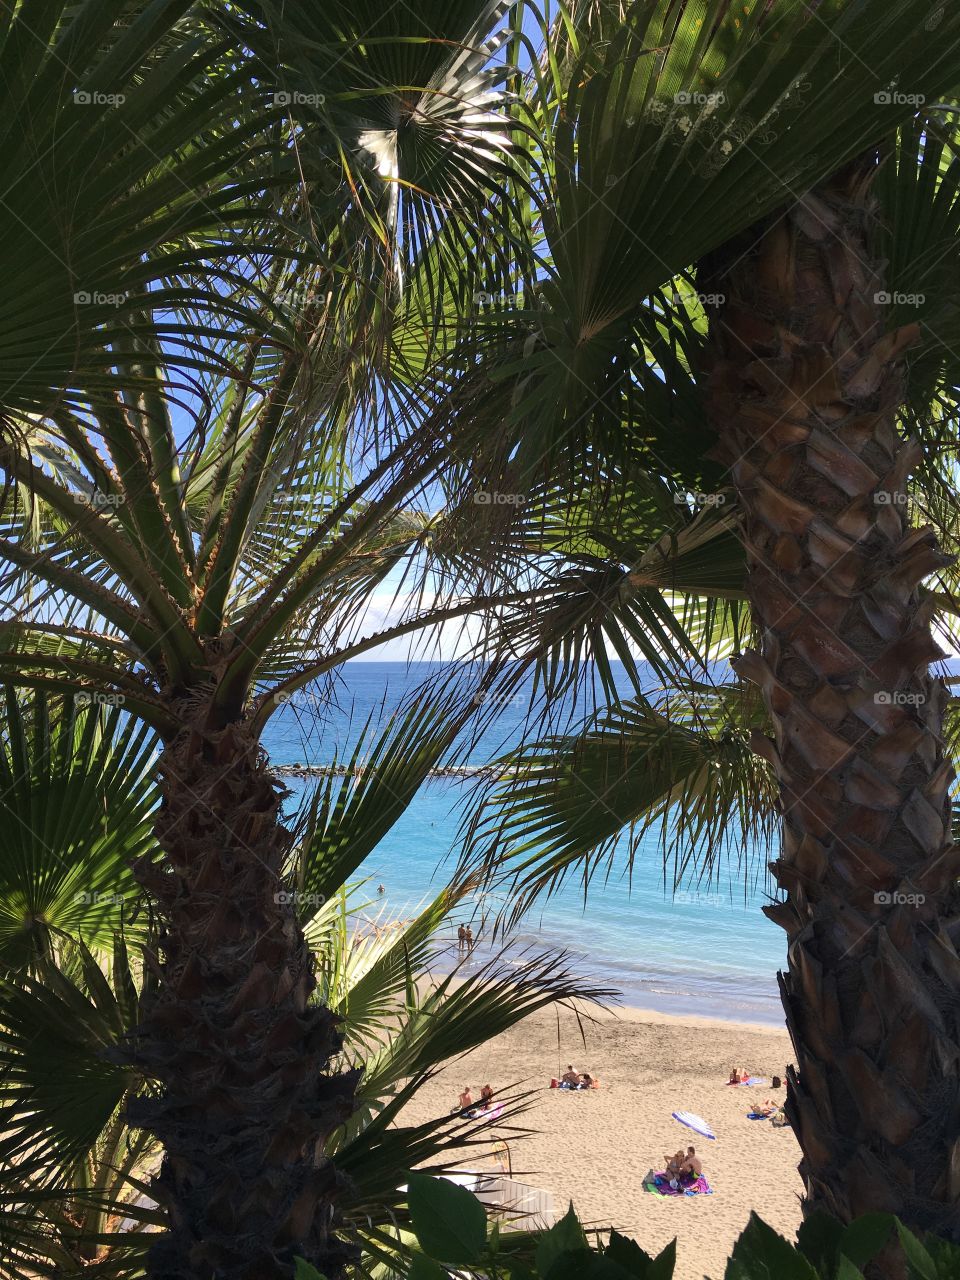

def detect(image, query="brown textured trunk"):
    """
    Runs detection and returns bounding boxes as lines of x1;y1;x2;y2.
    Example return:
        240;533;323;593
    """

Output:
702;156;960;1242
126;699;359;1280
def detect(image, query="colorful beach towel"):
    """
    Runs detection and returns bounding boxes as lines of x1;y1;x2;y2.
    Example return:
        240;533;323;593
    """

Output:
727;1076;766;1086
747;1108;789;1125
644;1172;713;1197
466;1104;504;1121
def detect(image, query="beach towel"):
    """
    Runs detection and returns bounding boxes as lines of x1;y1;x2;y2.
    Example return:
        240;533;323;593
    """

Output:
466;1104;504;1120
644;1172;713;1197
726;1076;766;1086
672;1110;716;1140
550;1078;600;1090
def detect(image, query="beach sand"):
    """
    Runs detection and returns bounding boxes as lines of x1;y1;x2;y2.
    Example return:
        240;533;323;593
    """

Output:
398;1002;802;1280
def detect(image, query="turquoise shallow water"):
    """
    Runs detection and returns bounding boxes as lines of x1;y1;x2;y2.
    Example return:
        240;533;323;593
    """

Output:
262;663;788;1026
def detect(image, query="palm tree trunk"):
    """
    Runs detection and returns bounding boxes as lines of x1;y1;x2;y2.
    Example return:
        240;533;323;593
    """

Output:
126;703;359;1280
702;154;960;1240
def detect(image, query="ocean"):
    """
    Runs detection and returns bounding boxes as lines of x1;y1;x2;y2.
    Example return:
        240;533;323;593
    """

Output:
262;662;788;1026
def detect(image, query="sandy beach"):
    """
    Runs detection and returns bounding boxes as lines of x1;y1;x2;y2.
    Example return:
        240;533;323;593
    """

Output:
399;1002;802;1280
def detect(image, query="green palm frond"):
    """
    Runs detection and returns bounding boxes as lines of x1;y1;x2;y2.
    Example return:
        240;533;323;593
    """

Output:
335;1077;537;1275
877;110;960;422
349;945;612;1116
223;0;533;295
462;682;778;926
284;691;469;910
0;936;143;1176
465;0;960;470
332;945;611;1274
434;478;750;721
0;936;157;1280
0;690;157;970
313;880;473;1058
0;0;291;423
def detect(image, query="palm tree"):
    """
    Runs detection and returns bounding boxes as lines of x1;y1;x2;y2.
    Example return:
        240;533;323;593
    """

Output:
0;691;607;1279
427;0;960;1249
0;4;583;1272
699;147;960;1236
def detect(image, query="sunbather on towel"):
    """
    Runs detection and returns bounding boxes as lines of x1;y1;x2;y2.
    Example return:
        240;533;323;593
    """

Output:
558;1065;597;1089
679;1147;702;1181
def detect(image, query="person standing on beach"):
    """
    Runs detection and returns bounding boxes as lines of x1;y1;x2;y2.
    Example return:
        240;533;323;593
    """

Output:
465;925;474;951
457;924;467;953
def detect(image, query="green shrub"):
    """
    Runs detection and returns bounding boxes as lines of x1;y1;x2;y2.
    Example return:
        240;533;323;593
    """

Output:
295;1175;960;1280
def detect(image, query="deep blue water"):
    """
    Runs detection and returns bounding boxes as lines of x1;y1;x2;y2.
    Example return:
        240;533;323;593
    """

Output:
262;662;788;1025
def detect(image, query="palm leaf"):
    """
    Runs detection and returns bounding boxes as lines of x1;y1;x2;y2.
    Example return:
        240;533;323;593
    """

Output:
0;690;158;970
0;0;290;422
462;682;779;925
